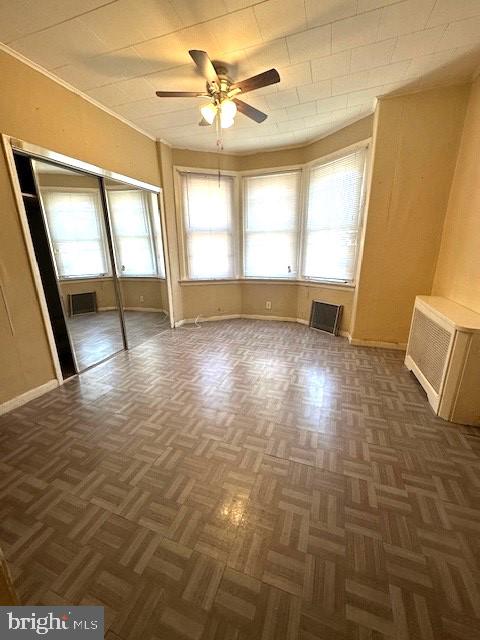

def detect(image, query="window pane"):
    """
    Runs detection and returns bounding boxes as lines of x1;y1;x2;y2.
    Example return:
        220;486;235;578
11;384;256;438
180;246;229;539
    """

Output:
182;173;235;279
55;240;107;277
304;149;365;281
42;190;109;277
244;171;300;278
108;189;158;277
188;232;233;279
117;238;156;275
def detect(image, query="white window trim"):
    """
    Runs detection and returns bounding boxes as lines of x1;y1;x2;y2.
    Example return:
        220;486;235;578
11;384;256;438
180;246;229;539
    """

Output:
174;166;241;281
174;139;370;287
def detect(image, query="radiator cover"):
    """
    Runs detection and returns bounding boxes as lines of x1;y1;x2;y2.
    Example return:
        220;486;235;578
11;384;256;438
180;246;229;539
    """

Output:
405;296;480;426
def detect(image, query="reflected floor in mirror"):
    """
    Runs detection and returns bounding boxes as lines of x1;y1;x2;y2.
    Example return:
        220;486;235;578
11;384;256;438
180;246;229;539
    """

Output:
1;319;480;639
67;310;169;370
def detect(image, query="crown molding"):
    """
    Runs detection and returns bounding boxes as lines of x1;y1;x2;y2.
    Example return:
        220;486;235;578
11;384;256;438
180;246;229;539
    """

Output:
0;42;156;142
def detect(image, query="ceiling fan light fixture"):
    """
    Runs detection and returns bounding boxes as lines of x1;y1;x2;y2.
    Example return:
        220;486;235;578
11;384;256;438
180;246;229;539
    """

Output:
220;115;234;129
220;98;237;120
200;102;217;124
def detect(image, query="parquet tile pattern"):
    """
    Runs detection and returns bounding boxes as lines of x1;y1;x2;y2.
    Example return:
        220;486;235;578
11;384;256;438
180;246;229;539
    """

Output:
1;319;480;639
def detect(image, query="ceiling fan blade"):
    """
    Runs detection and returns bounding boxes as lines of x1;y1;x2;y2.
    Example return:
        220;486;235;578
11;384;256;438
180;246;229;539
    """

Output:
189;50;219;84
230;68;280;94
156;91;207;98
199;117;211;126
234;99;268;123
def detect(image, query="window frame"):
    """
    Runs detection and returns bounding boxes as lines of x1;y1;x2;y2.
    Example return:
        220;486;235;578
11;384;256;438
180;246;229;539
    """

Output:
300;145;369;285
107;188;164;279
175;167;241;281
242;168;303;280
39;186;112;280
174;141;369;287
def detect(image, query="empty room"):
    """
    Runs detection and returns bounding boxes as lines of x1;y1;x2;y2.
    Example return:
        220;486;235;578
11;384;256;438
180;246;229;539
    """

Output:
1;0;480;638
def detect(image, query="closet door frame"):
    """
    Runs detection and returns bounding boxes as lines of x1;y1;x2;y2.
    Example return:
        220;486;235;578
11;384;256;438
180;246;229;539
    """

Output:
2;134;171;386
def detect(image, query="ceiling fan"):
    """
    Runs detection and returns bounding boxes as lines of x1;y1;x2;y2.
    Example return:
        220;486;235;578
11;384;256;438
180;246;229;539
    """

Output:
155;50;280;129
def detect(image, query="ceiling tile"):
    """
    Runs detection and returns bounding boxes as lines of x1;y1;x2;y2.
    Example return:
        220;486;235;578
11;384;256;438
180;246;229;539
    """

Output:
88;76;155;106
316;94;348;113
377;0;436;40
332;10;382;53
391;26;446;62
265;88;300;108
8;18;111;69
310;51;350;82
332;71;370;96
254;0;306;41
146;64;206;93
134;25;221;74
436;15;480;50
350;38;396;73
297;80;331;102
305;0;356;28
169;0;228;24
368;60;411;85
357;0;399;11
286;24;331;64
277;62;313;90
79;1;169;51
206;8;263;52
286;101;317;118
243;39;291;75
0;0;112;43
427;0;480;28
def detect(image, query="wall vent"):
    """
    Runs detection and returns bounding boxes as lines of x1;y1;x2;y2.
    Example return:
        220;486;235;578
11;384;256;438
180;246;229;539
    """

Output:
68;292;97;317
309;300;343;335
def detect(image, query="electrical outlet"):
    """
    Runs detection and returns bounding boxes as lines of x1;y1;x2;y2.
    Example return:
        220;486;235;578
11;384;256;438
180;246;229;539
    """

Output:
140;295;144;303
266;300;272;310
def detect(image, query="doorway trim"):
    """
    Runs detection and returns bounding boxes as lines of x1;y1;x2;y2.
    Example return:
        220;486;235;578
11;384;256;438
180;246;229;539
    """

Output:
2;134;175;391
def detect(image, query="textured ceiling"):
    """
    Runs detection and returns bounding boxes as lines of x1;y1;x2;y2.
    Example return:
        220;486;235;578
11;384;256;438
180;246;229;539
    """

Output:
1;0;480;152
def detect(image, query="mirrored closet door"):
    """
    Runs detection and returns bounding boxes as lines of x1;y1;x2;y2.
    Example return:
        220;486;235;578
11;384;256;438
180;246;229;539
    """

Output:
32;160;125;372
105;178;170;349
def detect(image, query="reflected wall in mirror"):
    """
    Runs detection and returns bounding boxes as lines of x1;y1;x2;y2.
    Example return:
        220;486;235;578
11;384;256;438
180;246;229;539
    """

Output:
33;160;125;372
105;179;170;349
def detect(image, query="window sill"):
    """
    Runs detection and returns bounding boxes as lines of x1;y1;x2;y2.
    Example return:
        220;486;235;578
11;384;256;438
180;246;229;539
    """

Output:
59;275;165;282
179;278;355;291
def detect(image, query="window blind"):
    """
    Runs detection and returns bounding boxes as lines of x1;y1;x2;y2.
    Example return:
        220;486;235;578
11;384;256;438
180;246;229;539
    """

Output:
303;148;366;282
244;171;301;278
182;172;235;279
42;190;109;278
108;190;157;276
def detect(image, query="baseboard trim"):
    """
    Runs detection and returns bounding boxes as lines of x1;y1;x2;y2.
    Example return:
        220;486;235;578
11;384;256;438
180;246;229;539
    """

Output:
0;379;59;416
176;314;349;336
124;307;168;313
348;336;407;350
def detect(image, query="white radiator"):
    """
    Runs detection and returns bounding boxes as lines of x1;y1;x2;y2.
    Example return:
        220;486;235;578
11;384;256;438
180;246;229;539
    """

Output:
405;296;480;426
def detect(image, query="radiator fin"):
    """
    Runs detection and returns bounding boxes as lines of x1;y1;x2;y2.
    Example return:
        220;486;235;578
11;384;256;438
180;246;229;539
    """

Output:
309;300;342;335
407;309;451;392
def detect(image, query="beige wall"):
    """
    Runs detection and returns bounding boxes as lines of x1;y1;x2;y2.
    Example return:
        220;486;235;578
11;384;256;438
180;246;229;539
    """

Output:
433;77;480;314
58;278;168;313
350;85;470;346
0;49;161;405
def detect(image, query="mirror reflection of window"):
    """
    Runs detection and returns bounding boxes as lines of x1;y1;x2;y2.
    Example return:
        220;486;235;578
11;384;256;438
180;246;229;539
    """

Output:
106;188;165;278
41;189;110;279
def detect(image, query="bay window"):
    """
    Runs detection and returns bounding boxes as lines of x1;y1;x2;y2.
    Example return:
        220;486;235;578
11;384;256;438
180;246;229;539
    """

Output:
177;145;367;284
181;172;235;279
243;171;301;278
303;149;366;283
